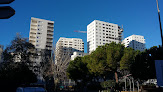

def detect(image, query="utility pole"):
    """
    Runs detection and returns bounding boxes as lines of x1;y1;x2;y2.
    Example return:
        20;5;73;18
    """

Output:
156;0;163;46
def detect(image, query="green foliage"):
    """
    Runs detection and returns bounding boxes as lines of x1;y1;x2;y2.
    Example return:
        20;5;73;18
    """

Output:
131;46;163;80
67;57;89;82
0;62;37;91
87;45;108;76
3;34;37;63
106;42;124;71
100;80;116;88
120;48;140;70
67;42;140;84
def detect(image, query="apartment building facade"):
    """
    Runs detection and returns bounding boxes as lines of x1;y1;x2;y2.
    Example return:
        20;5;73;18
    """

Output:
122;35;146;51
29;17;54;51
55;37;84;64
87;20;123;53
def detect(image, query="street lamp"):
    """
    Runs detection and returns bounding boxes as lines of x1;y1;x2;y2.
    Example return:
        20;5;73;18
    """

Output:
156;0;163;46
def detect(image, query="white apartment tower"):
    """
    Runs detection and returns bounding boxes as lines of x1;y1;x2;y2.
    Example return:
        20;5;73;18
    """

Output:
122;35;145;51
87;20;123;53
55;37;84;64
29;17;54;51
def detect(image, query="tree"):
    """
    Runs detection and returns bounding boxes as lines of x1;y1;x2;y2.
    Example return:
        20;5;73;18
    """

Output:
67;57;89;83
131;46;163;80
1;34;38;91
0;62;37;92
120;48;140;75
106;42;124;83
86;45;108;77
3;33;37;63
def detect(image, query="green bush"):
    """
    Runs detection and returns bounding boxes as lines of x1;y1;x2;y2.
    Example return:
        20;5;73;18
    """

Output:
100;80;116;89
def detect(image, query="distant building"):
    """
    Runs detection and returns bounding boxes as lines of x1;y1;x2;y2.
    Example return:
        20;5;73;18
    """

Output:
55;37;84;64
29;17;54;51
0;45;4;63
71;51;88;60
122;35;145;51
87;20;123;53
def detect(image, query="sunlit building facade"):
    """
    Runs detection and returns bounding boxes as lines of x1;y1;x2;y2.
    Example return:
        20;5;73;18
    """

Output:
122;35;146;51
87;20;123;53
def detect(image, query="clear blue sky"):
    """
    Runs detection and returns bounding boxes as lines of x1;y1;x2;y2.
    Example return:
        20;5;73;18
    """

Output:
0;0;163;52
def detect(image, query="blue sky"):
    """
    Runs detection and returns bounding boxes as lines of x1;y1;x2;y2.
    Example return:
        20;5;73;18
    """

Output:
0;0;163;52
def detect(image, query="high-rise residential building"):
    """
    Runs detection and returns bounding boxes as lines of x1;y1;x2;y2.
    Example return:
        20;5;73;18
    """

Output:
87;20;123;53
29;17;54;51
55;37;84;64
122;35;145;51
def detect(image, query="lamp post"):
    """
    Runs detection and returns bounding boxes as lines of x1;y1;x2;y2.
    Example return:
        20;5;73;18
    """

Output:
156;0;163;46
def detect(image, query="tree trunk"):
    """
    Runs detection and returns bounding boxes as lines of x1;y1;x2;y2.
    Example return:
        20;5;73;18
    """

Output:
115;72;118;83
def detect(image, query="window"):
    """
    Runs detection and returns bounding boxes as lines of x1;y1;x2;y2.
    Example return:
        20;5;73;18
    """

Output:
38;25;42;27
37;32;41;34
37;36;41;39
38;21;42;23
38;28;41;31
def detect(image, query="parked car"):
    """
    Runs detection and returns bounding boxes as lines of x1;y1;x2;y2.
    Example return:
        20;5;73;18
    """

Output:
16;87;46;92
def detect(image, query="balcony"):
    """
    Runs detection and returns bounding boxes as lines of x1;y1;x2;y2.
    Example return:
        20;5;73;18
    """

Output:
47;42;53;45
31;27;37;31
47;32;53;35
47;35;53;39
47;27;54;31
29;36;36;39
46;44;53;47
47;28;54;31
30;32;36;35
48;23;54;27
47;39;53;42
29;40;35;43
31;24;37;27
31;20;37;24
30;33;36;36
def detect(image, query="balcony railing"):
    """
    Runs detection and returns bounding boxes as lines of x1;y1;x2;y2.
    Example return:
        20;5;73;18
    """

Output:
47;32;53;35
47;36;53;38
47;39;53;42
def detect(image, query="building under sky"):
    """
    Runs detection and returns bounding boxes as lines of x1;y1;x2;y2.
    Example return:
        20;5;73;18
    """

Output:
0;0;162;52
29;17;54;51
122;35;146;51
55;37;84;64
87;20;123;53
